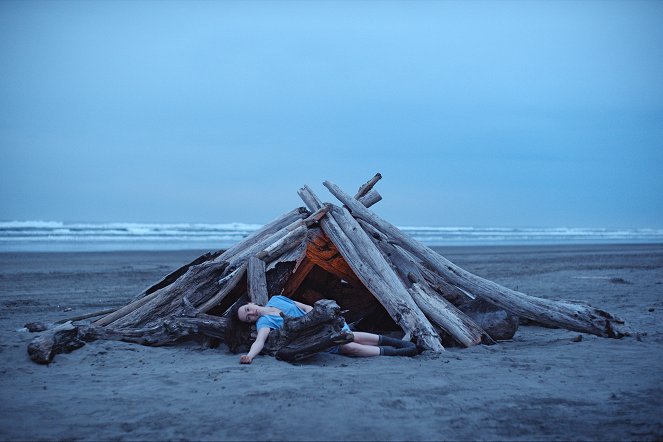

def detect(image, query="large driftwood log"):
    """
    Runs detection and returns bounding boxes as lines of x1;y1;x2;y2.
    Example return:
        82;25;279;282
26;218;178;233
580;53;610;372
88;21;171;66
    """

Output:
28;301;352;364
94;209;310;328
94;260;229;327
323;180;628;338
263;299;353;362
146;208;309;302
298;186;443;351
28;313;230;364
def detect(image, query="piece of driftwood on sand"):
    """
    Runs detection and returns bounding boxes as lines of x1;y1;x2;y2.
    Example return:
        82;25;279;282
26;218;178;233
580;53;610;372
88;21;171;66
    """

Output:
26;174;629;364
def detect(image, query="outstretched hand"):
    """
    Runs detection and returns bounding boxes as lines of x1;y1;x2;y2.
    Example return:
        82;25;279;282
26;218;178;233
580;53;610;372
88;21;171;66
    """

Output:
239;354;253;364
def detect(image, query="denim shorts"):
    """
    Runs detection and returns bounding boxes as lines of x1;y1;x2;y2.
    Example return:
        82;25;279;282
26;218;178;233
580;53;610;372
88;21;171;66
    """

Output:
327;322;352;354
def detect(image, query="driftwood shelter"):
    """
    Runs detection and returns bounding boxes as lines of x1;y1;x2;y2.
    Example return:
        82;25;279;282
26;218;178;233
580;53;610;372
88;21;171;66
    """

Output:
27;175;629;364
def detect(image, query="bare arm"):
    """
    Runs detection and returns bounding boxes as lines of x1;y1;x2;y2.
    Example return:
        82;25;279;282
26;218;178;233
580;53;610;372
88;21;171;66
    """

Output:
294;300;313;313
240;327;271;364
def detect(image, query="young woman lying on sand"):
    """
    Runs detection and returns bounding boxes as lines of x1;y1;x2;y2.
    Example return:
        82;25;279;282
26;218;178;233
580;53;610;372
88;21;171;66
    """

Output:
233;295;417;364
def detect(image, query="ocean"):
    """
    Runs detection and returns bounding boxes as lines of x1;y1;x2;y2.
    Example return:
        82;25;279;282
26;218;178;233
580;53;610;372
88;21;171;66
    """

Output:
1;221;662;252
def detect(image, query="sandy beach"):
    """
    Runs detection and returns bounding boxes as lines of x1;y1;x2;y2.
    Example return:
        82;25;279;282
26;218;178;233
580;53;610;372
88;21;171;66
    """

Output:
0;244;661;441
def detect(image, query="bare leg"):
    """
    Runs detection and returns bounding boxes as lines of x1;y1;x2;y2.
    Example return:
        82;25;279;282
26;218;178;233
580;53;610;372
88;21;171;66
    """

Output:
339;342;380;357
351;331;380;346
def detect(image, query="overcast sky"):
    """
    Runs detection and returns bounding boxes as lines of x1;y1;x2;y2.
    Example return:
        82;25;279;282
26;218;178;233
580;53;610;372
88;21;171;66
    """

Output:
1;0;661;228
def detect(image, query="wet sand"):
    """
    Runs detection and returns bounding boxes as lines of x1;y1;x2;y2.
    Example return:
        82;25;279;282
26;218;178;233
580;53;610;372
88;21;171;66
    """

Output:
0;244;662;441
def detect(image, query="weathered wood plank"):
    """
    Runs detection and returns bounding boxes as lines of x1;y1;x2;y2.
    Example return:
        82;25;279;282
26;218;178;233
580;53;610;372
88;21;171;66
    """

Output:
266;236;307;272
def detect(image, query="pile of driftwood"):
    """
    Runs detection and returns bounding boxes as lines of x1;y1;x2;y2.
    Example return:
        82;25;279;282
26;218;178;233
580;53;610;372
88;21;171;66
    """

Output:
27;175;628;364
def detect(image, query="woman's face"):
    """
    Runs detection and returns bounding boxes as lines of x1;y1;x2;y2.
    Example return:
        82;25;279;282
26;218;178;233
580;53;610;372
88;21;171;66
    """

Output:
238;303;260;323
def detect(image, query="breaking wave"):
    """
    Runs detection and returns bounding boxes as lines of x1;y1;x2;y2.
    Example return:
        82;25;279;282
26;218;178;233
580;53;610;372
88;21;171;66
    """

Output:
1;221;661;252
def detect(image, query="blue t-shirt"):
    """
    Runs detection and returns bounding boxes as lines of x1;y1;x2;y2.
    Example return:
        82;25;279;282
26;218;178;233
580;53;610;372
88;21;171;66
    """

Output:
256;295;306;331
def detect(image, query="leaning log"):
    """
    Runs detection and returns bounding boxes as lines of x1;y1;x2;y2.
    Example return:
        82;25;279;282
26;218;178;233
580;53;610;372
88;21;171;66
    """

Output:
323;180;628;338
408;283;488;347
360;220;474;306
